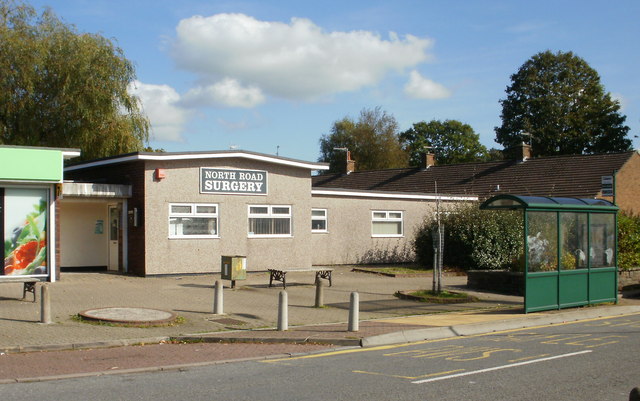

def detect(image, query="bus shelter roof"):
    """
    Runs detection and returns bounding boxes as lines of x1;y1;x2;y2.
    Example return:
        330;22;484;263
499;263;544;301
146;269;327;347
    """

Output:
480;194;618;212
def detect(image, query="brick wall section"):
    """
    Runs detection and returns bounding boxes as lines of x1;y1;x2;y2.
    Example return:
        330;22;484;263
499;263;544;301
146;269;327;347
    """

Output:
66;161;146;275
466;270;524;295
619;269;640;289
612;153;640;215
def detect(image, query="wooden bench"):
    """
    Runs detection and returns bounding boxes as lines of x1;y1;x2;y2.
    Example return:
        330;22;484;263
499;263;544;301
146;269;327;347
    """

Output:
268;268;333;289
0;277;40;302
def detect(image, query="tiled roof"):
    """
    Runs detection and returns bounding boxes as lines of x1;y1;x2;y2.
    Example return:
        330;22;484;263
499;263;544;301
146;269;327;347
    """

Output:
312;151;635;199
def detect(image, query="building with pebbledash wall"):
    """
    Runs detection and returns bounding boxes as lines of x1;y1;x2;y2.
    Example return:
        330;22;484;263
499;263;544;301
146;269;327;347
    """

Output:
55;145;640;277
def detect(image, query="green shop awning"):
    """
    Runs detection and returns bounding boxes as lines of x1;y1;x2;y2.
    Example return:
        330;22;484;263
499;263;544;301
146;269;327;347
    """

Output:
0;145;80;183
480;194;618;212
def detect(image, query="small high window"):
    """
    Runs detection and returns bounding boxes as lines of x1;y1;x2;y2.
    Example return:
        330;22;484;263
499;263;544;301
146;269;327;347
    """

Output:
312;209;328;232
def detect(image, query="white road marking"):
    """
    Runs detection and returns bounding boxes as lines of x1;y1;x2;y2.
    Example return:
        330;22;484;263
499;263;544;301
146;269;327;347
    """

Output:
412;350;592;384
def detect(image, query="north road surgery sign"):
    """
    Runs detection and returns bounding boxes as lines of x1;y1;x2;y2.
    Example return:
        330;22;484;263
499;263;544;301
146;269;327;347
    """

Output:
200;168;267;195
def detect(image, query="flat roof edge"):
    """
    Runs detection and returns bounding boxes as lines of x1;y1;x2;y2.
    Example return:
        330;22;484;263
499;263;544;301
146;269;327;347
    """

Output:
65;151;328;171
0;145;80;160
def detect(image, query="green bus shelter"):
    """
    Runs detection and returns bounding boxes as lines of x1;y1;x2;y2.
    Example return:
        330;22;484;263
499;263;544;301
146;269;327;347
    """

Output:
480;195;618;313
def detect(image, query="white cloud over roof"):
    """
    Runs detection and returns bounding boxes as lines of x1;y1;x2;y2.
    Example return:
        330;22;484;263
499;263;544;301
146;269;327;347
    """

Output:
182;78;265;108
128;81;190;142
172;13;434;102
404;70;451;99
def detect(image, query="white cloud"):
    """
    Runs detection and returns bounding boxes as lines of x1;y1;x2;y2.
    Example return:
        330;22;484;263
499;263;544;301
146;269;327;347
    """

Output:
404;70;451;100
182;78;265;108
172;13;433;101
128;81;190;142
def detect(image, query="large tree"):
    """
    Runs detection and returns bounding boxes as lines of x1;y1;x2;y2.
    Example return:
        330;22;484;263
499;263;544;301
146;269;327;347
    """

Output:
495;50;631;156
400;119;490;166
0;0;149;160
319;107;407;172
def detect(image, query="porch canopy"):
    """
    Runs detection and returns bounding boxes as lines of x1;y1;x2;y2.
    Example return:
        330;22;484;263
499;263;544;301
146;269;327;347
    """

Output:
480;195;618;313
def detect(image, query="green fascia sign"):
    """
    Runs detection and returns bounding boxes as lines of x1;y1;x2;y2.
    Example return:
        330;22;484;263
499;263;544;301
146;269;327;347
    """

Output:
0;147;64;182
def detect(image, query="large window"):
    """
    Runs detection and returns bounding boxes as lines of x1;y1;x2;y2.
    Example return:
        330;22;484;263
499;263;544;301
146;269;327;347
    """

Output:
312;209;328;232
169;203;218;238
372;210;403;237
248;205;292;237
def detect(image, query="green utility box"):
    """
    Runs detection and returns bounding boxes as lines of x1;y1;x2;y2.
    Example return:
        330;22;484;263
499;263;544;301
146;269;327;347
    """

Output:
221;256;247;281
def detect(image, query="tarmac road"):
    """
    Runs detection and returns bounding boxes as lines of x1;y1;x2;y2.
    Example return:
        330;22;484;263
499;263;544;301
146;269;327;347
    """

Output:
1;269;639;385
2;313;639;400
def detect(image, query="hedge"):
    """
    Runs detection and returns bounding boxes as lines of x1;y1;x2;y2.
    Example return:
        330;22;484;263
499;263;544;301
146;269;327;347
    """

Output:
414;204;523;271
415;206;640;271
618;212;640;270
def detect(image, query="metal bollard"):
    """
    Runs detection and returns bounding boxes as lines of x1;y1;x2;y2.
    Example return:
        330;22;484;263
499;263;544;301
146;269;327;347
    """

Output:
314;278;324;308
348;291;359;332
40;283;52;324
213;280;224;314
277;290;288;331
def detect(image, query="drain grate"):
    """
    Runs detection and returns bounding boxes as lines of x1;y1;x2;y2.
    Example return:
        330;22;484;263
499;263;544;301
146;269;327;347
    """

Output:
209;318;247;326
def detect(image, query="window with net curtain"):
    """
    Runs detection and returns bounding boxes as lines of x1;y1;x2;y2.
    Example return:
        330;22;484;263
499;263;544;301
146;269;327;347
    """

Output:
372;211;403;237
169;203;218;238
248;205;291;236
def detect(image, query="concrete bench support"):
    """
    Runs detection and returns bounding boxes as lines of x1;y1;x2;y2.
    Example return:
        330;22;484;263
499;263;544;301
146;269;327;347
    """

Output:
1;277;40;302
268;268;333;289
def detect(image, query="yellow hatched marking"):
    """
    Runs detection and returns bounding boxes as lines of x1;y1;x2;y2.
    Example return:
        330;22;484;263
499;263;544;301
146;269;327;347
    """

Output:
261;313;640;363
486;332;556;343
539;334;592;344
384;344;463;357
566;335;625;348
450;348;520;361
584;319;640;328
353;369;465;380
385;345;520;361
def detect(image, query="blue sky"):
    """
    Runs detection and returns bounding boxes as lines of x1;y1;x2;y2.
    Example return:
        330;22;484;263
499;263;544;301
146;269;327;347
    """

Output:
27;0;640;162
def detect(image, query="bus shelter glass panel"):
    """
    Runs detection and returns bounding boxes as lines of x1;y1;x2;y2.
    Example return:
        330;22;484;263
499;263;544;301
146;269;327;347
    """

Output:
527;211;558;272
560;212;588;270
590;213;615;268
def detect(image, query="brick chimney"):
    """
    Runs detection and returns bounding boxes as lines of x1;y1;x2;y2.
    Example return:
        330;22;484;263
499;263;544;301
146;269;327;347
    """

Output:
505;142;532;162
521;142;532;161
420;152;436;169
346;151;356;174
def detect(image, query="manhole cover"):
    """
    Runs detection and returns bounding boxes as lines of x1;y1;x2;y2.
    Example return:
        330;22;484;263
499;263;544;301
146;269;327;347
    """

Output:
209;318;247;326
79;307;177;326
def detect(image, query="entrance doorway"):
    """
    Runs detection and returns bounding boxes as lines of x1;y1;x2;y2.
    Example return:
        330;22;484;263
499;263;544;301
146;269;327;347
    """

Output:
108;205;120;271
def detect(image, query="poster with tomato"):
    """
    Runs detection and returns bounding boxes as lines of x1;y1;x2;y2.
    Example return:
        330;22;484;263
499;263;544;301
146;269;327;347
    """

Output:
3;188;48;276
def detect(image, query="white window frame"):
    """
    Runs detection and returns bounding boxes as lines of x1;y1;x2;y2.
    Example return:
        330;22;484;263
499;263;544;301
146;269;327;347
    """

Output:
371;210;404;238
312;208;328;233
169;203;219;239
248;205;292;238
